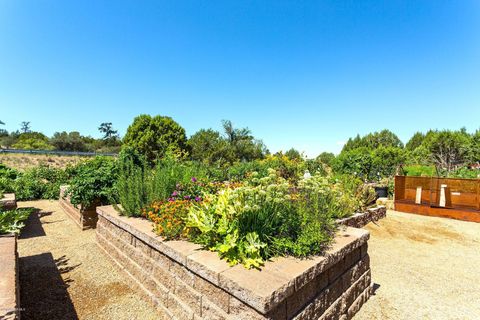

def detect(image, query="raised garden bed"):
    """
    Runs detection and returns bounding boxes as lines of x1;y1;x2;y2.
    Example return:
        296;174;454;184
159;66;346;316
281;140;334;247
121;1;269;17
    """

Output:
337;206;387;228
0;234;20;320
0;194;17;210
96;205;373;319
59;185;98;230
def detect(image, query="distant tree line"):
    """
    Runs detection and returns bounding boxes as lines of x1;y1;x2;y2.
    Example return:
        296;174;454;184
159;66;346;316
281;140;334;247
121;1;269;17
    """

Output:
334;128;480;179
0;121;122;153
2;116;479;179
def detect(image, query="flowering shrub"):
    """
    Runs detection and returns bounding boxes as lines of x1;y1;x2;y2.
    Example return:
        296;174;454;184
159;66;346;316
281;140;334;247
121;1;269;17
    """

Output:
143;168;368;269
186;169;337;269
143;200;192;239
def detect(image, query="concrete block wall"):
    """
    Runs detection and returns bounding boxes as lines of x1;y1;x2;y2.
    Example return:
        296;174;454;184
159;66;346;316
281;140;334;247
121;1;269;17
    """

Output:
0;193;17;210
337;206;387;229
0;235;20;320
96;205;373;320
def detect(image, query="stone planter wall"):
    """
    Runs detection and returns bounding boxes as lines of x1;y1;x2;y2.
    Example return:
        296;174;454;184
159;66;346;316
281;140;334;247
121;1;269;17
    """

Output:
0;193;17;210
96;205;373;320
0;234;20;320
337;206;387;229
59;185;98;230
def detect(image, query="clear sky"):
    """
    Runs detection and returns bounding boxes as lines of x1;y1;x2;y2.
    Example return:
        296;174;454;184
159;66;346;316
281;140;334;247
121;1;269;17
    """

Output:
1;1;479;157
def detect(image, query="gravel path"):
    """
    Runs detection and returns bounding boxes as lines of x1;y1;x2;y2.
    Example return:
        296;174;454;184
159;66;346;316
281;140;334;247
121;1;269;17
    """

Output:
17;200;161;320
354;210;480;320
16;201;480;319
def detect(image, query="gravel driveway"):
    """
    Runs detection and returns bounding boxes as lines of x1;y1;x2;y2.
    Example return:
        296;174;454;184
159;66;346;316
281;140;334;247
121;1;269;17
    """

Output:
354;210;480;320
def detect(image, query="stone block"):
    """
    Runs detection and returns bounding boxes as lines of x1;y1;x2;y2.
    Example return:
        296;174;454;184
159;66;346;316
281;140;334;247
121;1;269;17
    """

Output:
174;278;202;315
195;275;230;313
187;250;231;285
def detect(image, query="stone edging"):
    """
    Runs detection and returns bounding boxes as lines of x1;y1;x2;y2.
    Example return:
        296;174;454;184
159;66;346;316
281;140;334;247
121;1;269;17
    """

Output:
0;194;17;210
0;234;19;320
337;206;387;228
96;205;373;319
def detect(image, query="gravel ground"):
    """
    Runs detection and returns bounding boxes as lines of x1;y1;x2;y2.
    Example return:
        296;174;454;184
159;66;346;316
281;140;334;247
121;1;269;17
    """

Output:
17;200;161;320
16;201;480;319
354;210;480;320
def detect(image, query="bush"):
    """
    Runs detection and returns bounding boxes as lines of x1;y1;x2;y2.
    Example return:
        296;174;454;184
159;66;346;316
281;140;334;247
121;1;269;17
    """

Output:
148;156;208;203
65;157;118;208
123;114;188;164
14;165;69;200
116;148;150;217
0;164;19;194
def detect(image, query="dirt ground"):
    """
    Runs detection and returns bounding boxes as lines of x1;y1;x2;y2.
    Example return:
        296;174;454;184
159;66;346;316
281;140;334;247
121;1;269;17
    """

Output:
17;200;161;320
0;154;88;170
16;201;480;319
354;210;480;320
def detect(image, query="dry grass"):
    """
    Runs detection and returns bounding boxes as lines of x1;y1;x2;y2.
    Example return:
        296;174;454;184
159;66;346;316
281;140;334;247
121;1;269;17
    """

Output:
354;210;480;320
0;153;89;171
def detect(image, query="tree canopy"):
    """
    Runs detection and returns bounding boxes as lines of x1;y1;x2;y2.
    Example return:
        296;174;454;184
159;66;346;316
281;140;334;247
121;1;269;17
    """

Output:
123;114;188;164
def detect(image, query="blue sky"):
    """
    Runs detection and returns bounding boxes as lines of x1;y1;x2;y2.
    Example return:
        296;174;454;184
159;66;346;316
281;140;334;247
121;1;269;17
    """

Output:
1;1;479;157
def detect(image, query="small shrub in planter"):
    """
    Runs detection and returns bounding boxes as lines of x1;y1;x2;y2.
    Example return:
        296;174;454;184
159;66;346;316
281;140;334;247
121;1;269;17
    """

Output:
65;156;118;209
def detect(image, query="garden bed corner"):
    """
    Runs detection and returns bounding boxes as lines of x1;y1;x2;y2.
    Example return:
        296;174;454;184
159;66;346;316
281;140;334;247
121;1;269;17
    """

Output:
96;205;373;319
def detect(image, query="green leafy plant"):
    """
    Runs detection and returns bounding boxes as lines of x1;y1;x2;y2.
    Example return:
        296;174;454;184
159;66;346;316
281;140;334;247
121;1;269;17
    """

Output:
116;147;150;217
14;165;70;200
0;208;33;234
65;156;118;208
185;170;339;269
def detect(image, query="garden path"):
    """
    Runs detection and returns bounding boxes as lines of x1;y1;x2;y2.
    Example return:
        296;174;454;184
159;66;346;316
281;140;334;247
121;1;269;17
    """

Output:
17;200;163;320
354;210;480;320
15;201;480;319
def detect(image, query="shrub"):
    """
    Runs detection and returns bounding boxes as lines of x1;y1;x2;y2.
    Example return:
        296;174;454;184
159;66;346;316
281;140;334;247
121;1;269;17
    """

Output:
123;114;188;164
12;132;54;150
143;200;193;239
65;156;118;208
147;156;208;203
14;165;69;200
116;148;149;217
0;164;19;194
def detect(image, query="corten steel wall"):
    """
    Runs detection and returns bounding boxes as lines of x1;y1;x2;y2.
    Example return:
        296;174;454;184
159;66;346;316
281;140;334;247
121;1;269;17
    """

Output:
394;176;480;223
96;205;373;320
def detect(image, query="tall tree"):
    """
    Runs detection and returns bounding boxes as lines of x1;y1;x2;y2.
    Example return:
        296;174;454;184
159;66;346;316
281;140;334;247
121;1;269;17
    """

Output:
187;129;229;165
422;130;470;172
20;121;31;133
405;132;426;151
221;120;267;162
123;114;188;164
51;131;88;151
98;122;119;140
